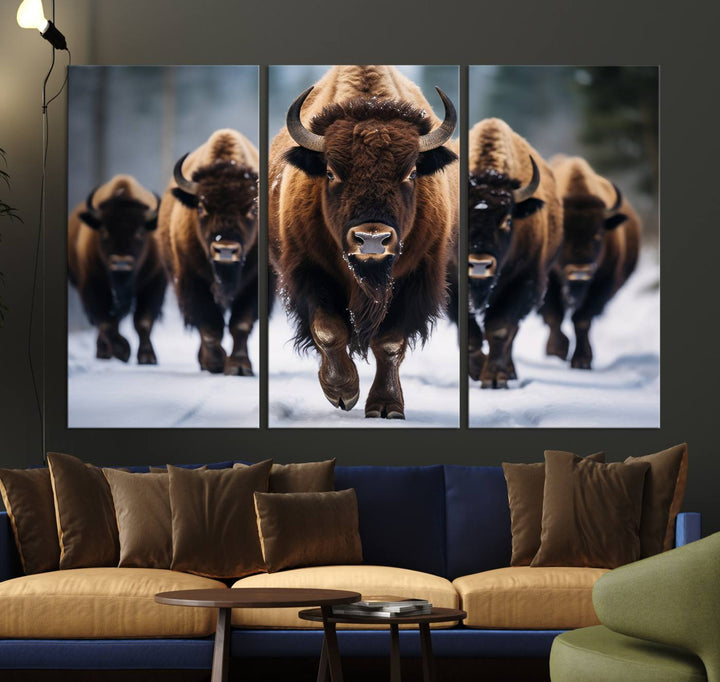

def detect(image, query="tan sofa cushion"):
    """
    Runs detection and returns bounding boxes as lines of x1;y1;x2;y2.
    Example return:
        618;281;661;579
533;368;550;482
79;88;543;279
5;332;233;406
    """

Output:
453;567;609;629
0;568;227;638
231;565;458;629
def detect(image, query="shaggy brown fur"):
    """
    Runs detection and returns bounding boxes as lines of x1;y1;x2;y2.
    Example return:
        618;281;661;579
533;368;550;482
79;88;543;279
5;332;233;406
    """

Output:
540;155;641;369
447;118;562;387
269;65;458;419
68;175;166;364
157;129;260;375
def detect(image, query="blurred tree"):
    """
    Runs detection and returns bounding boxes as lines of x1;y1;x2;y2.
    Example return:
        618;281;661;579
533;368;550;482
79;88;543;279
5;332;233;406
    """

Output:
0;146;22;326
575;66;658;196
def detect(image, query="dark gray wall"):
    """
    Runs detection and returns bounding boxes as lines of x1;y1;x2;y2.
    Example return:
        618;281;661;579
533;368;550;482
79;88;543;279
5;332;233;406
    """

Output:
0;1;718;533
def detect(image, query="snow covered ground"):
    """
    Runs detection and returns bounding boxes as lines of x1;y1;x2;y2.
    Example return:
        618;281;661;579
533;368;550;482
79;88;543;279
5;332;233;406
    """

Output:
469;250;660;427
68;290;259;428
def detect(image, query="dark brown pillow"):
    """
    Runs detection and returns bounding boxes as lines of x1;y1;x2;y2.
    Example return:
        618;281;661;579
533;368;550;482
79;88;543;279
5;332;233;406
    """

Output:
47;452;120;569
502;451;605;566
234;459;336;493
169;459;272;579
532;451;650;569
254;489;362;573
103;469;172;569
0;468;59;574
625;443;688;556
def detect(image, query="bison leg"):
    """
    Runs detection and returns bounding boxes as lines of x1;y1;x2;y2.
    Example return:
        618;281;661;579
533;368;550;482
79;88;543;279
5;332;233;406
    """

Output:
311;310;359;411
569;274;615;370
571;318;593;369
540;271;569;360
481;321;518;389
96;321;130;363
198;331;227;374
133;269;166;365
468;315;486;381
226;314;254;377
366;334;407;419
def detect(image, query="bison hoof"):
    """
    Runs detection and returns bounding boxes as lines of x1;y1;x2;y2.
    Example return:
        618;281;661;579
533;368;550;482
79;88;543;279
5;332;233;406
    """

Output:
571;355;592;370
96;345;112;360
546;333;570;360
365;405;405;419
468;351;486;381
324;390;360;412
112;337;131;363
137;350;158;365
198;342;227;373
224;357;254;376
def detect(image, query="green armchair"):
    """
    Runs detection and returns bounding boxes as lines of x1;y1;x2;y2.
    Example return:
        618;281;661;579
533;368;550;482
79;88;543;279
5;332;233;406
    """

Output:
550;532;720;682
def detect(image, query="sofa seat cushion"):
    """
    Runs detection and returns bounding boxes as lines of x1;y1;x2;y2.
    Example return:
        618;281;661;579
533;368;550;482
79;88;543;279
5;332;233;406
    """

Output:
453;567;609;629
0;568;227;638
550;625;707;682
231;565;458;629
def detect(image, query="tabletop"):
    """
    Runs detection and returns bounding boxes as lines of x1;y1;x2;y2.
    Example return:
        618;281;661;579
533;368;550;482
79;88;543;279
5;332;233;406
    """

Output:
155;587;362;609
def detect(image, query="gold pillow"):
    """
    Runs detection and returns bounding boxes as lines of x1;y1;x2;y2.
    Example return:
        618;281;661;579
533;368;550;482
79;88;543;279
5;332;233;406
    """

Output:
254;489;362;573
168;460;272;579
234;459;336;492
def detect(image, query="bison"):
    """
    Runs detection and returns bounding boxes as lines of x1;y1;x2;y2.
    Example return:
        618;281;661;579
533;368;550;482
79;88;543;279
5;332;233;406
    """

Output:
269;65;458;419
448;118;562;388
158;129;259;375
540;155;640;369
68;175;165;364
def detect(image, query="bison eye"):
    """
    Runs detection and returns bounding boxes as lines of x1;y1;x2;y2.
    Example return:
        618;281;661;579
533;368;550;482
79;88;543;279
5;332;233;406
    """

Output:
501;217;512;231
326;169;336;182
405;169;417;182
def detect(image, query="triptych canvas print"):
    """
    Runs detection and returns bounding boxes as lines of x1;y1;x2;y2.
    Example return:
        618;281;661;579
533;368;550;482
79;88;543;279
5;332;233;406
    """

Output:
66;65;659;429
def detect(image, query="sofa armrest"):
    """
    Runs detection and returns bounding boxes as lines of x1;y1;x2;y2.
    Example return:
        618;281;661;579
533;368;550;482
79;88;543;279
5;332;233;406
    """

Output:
675;512;701;547
0;512;22;582
593;532;720;682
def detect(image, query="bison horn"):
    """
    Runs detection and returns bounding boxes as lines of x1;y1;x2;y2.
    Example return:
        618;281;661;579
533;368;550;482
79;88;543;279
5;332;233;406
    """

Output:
286;86;325;153
145;192;161;222
173;153;198;195
512;156;541;203
605;183;623;216
418;88;457;152
85;186;100;218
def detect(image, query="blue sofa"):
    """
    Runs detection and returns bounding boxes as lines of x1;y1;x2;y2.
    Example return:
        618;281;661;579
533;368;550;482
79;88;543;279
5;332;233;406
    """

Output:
0;464;702;671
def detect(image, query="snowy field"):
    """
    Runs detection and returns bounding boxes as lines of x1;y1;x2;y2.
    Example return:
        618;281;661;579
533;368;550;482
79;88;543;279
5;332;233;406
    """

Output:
68;290;259;428
469;250;660;428
269;311;460;428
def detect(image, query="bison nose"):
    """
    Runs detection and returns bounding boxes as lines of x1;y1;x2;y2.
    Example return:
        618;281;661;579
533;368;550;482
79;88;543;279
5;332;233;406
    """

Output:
564;264;595;282
346;224;399;260
108;255;135;272
211;241;243;263
468;254;497;279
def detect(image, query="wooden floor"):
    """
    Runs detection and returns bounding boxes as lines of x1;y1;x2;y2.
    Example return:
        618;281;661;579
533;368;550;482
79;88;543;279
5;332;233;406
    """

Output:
3;657;551;682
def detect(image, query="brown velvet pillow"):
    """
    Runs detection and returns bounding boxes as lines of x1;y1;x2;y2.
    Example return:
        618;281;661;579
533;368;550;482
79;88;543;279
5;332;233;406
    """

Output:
532;451;650;569
168;459;272;579
47;452;120;569
254;489;362;573
502;451;605;566
103;469;172;569
625;443;688;556
234;459;336;492
0;468;59;574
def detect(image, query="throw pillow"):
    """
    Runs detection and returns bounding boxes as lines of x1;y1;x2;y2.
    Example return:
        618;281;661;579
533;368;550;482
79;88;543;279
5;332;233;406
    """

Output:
0;467;59;574
625;443;688;556
532;451;650;569
234;459;336;492
254;489;362;573
47;452;120;569
502;451;605;566
103;469;173;569
168;459;273;579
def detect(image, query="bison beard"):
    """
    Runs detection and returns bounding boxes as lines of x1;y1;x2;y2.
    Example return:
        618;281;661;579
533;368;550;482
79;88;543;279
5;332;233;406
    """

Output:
345;254;395;354
210;259;244;310
108;271;135;319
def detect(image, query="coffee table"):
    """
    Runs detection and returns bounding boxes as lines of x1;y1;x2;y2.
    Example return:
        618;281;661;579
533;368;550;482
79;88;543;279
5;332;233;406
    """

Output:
299;606;467;682
155;587;360;682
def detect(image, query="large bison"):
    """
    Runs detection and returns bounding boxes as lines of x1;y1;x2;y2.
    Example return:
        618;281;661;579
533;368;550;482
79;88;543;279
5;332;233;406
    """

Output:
158;129;259;375
269;65;458;419
540;155;640;369
448;118;562;387
68;175;165;364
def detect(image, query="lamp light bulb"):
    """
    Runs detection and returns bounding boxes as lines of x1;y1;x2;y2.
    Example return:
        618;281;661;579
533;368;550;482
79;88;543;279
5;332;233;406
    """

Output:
17;0;49;32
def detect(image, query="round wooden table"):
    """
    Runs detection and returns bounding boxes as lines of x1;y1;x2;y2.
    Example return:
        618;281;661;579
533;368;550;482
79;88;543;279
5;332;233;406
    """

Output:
299;606;467;682
155;587;360;682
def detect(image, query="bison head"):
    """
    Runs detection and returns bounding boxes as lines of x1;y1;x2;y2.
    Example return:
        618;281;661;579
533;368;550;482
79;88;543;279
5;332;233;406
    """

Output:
172;157;259;308
284;87;457;306
467;158;544;312
558;185;627;307
80;186;160;316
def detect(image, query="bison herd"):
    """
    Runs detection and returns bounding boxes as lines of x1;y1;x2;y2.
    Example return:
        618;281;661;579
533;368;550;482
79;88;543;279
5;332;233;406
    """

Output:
68;65;641;420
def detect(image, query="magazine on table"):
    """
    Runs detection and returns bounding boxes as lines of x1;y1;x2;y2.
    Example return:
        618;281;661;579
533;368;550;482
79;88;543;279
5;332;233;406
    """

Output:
331;596;432;618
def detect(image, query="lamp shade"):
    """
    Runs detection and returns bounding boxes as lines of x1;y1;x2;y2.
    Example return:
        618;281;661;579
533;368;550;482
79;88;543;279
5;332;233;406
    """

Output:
16;0;49;32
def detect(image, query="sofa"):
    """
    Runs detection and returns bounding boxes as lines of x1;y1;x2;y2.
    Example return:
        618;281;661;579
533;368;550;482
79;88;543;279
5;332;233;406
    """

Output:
0;463;702;672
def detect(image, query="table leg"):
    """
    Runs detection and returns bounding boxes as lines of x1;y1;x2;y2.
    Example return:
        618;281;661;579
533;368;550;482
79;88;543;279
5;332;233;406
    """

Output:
211;607;231;682
389;623;402;682
321;606;344;682
317;635;330;682
419;623;437;682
